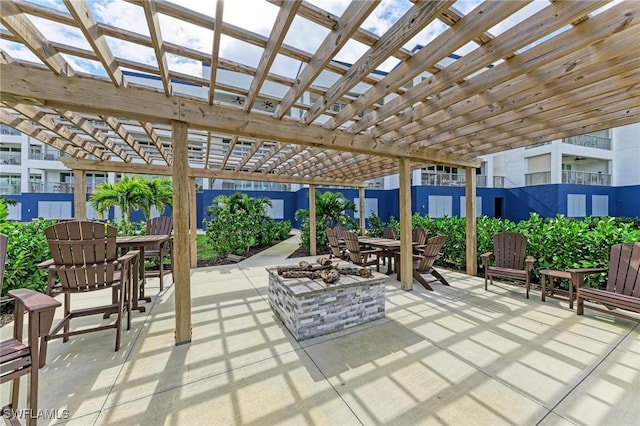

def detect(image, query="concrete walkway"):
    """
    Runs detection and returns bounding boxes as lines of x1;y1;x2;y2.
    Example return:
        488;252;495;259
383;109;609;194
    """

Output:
1;234;638;425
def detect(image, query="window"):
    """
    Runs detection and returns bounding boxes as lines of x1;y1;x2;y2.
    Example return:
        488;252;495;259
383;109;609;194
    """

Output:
38;201;72;219
265;199;285;219
428;196;452;218
460;196;482;217
353;198;378;219
592;195;608;217
567;194;586;217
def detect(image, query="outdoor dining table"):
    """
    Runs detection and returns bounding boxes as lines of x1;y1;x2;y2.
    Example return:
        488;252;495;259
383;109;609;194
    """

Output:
117;234;172;312
354;237;418;274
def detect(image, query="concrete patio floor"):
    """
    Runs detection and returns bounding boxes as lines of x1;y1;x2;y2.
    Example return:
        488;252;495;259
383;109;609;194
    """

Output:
2;234;639;425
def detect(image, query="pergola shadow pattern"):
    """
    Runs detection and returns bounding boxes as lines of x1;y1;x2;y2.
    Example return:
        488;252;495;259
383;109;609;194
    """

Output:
2;245;638;425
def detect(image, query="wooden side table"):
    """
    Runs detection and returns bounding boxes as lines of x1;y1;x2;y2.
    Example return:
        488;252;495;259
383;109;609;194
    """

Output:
540;269;575;309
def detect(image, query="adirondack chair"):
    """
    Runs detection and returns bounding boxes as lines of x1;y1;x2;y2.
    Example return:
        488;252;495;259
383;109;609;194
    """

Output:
571;242;640;321
144;216;174;291
382;226;397;240
397;235;448;291
1;289;60;426
343;231;382;272
412;227;428;251
39;221;139;366
326;228;347;259
481;232;535;297
333;225;348;240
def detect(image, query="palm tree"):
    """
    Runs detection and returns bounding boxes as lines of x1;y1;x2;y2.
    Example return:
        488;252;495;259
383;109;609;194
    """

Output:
294;191;357;249
142;177;173;220
89;176;152;222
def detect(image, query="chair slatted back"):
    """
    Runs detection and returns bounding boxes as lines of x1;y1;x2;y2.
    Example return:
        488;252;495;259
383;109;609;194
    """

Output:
493;232;527;270
607;242;640;296
334;225;348;240
383;226;397;240
0;233;7;291
146;216;173;236
45;221;118;291
412;227;428;246
343;231;364;265
326;228;343;258
417;235;446;272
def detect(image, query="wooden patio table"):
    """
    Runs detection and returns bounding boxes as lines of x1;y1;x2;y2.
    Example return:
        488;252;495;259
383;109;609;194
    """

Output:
539;269;576;309
355;237;417;274
117;234;172;312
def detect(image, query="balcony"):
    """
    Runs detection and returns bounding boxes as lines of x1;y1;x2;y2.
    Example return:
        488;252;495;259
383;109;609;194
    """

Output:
0;152;21;165
28;182;74;193
563;170;611;186
0;184;20;195
525;171;551;186
421;172;498;188
525;171;611;186
29;151;63;161
563;134;611;150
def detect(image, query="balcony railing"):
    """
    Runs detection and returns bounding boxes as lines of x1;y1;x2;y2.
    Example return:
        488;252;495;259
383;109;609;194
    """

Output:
28;151;63;161
421;172;495;187
563;134;611;150
562;171;611;186
0;184;21;195
0;153;21;165
525;171;551;186
28;182;74;193
493;176;505;188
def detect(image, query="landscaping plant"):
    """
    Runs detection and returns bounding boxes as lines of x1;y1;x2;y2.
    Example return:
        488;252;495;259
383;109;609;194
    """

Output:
204;192;291;256
294;191;357;249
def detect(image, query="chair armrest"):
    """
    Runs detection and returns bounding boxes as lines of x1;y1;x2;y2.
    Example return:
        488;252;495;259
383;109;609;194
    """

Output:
9;289;60;312
567;267;608;288
525;256;535;271
361;249;382;255
480;252;493;267
118;249;140;265
37;258;55;269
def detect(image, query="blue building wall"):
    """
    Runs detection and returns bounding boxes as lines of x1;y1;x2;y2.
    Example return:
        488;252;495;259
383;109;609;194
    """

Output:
7;184;639;225
614;186;640;218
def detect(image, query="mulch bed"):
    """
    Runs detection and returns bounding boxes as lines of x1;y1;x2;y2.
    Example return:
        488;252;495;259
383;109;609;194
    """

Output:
287;245;331;258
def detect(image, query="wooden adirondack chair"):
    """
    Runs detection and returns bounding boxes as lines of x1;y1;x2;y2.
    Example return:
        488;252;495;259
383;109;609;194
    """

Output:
343;231;382;272
382;226;397;240
326;228;346;259
1;289;60;426
481;232;535;297
397;235;448;291
333;225;348;240
571;242;640;321
39;221;139;366
144;216;174;291
412;227;428;251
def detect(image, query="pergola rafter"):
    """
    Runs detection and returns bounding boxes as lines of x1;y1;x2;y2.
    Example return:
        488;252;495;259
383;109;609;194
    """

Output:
1;0;638;343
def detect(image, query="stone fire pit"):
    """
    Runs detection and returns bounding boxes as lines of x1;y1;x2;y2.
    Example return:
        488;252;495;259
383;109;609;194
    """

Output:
266;262;385;340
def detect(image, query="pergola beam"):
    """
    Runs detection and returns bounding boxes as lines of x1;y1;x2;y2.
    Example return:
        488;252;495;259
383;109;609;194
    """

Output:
0;62;480;168
60;158;368;187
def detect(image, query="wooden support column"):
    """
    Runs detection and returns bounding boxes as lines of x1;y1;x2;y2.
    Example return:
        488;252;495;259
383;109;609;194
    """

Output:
359;187;366;236
73;169;86;220
399;158;413;291
189;176;197;268
172;120;191;345
465;167;477;276
309;184;316;256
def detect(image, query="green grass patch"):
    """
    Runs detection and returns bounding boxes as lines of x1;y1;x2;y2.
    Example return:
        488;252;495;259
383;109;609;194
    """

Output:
197;234;216;260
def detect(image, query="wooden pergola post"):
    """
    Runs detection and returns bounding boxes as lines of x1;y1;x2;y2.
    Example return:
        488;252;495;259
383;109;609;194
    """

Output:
189;176;197;268
172;120;191;345
73;169;86;220
399;158;413;291
359;186;365;235
309;184;316;256
465;167;477;276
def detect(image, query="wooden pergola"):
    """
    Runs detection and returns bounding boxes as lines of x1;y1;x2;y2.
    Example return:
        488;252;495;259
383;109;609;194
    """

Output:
1;0;639;344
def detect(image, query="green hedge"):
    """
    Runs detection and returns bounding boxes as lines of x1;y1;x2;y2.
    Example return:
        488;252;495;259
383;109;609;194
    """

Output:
1;218;56;296
379;213;640;289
